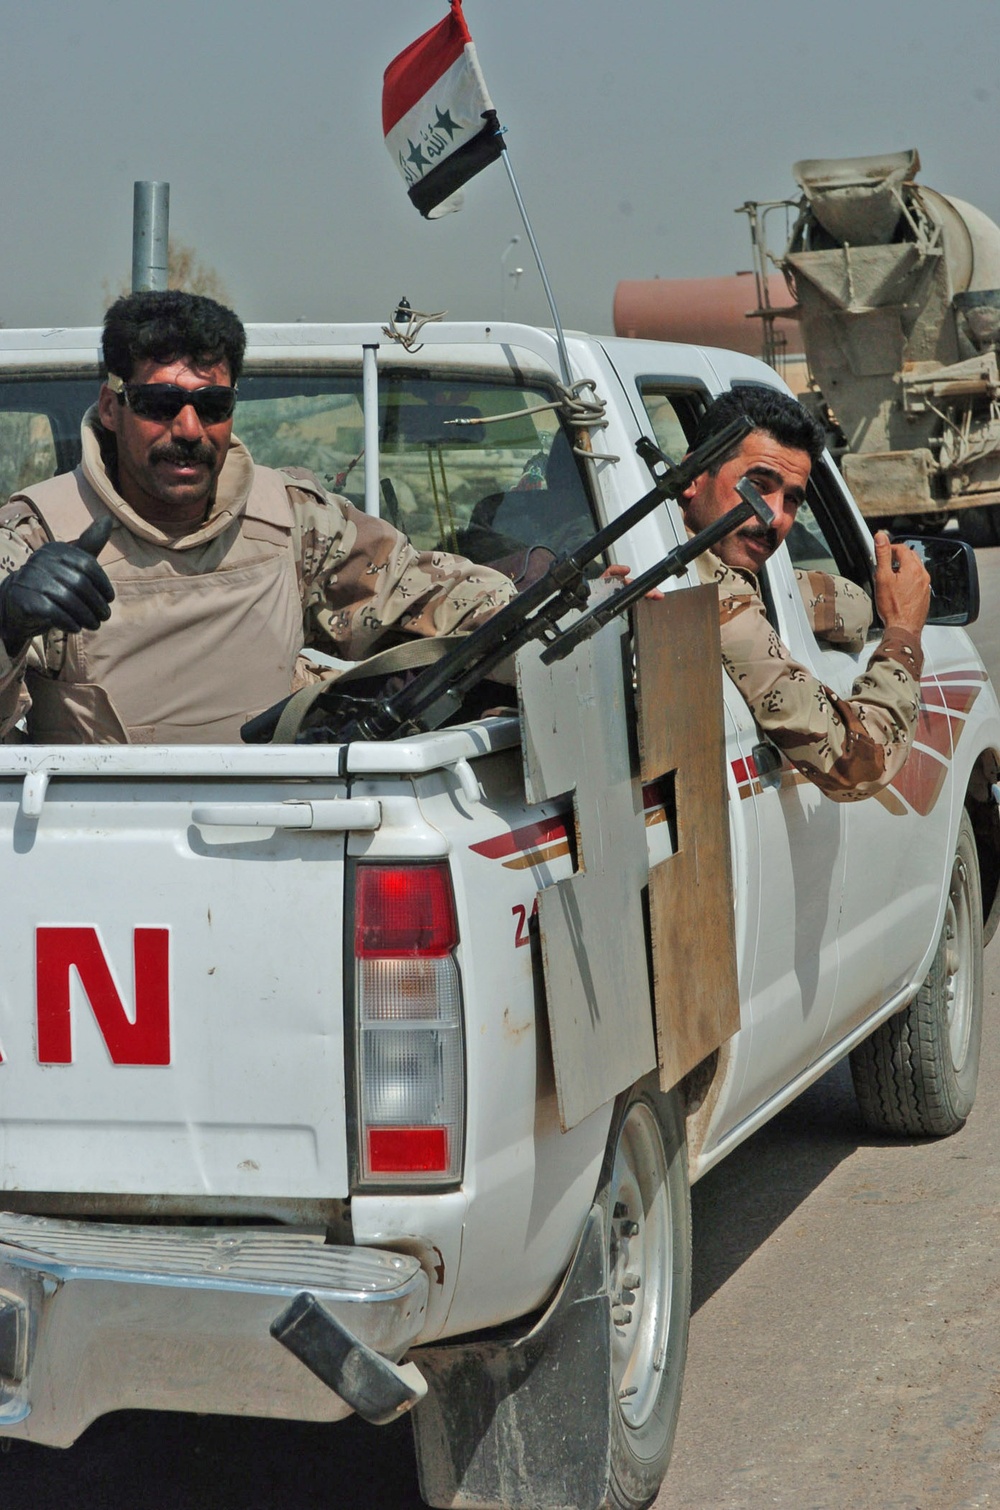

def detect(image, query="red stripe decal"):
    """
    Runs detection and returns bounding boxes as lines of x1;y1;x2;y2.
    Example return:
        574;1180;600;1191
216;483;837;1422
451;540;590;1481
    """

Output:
935;668;988;683
914;706;956;758
930;684;983;716
470;814;569;861
891;745;949;817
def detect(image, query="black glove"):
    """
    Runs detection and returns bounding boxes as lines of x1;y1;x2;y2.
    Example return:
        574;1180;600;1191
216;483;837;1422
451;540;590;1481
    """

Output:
0;515;116;656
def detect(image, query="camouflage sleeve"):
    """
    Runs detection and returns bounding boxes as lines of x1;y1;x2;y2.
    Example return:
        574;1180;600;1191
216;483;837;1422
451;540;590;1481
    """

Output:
0;501;51;738
700;551;923;802
795;568;873;653
287;477;515;660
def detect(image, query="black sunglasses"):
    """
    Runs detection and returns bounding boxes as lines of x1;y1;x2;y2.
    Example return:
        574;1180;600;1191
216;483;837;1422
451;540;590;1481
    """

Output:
112;380;238;424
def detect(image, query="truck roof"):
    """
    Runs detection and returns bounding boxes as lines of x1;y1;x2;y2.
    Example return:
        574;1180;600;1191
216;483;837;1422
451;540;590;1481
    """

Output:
0;321;786;392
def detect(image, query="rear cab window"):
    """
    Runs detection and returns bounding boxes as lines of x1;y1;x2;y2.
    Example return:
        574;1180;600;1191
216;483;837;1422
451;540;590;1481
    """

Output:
235;370;599;568
0;379;96;493
0;368;600;574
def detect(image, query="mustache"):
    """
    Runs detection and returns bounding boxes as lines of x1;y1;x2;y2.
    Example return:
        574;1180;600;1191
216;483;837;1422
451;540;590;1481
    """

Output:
151;440;216;467
738;523;779;551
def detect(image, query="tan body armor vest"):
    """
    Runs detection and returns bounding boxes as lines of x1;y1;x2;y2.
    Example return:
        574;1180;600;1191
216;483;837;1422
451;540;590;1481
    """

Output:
13;468;306;744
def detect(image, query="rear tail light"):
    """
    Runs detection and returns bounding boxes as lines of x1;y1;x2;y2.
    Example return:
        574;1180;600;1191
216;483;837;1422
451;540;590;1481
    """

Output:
354;864;465;1184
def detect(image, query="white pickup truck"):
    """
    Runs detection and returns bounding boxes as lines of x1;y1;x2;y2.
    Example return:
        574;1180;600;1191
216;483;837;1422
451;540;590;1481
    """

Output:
0;319;996;1510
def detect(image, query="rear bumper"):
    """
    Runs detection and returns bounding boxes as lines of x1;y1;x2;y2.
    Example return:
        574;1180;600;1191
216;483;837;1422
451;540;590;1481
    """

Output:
0;1212;428;1446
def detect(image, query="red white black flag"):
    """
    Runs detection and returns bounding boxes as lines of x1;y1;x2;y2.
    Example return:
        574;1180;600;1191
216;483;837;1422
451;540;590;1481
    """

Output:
383;1;504;218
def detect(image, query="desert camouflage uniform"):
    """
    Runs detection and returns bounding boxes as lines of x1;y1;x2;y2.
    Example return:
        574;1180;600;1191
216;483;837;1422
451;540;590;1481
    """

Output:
794;568;873;654
0;412;513;744
697;549;923;802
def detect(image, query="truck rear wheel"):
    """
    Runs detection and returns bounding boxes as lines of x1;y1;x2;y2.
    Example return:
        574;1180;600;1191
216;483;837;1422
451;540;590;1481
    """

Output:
599;1078;691;1510
958;505;1000;548
849;810;983;1137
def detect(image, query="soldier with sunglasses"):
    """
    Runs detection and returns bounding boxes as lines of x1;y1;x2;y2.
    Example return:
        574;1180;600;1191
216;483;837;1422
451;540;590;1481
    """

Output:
0;291;514;744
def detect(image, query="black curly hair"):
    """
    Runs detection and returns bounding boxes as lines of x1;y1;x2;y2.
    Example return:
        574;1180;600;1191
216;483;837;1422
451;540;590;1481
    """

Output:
690;383;825;472
102;290;246;385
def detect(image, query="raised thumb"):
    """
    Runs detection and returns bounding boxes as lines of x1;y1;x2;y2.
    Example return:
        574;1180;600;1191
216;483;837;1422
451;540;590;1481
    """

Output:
74;515;114;558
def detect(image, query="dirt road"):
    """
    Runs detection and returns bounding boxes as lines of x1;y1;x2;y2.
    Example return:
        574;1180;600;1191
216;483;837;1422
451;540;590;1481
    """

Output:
661;987;1000;1509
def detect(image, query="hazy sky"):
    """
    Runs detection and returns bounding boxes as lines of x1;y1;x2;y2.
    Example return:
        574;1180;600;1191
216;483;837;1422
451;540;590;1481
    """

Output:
2;0;998;334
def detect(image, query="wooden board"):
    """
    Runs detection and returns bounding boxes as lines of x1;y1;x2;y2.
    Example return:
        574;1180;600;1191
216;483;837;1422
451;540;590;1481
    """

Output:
633;588;741;1091
517;599;656;1133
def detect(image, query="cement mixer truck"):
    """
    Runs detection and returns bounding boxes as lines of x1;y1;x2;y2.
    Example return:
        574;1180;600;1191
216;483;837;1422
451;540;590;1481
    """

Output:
773;150;1000;539
616;150;1000;540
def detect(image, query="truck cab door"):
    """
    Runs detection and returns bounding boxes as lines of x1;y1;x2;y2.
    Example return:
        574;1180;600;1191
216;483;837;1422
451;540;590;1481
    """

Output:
792;459;958;1058
618;371;846;1130
715;595;847;1128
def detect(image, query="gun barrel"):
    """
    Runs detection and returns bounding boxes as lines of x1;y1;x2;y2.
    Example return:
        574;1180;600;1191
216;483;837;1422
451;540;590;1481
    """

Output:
570;414;752;571
241;416;755;745
539;492;759;665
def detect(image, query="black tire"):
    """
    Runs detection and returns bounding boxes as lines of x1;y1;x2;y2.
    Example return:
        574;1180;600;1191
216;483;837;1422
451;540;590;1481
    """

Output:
598;1077;691;1510
958;506;1000;549
850;810;983;1136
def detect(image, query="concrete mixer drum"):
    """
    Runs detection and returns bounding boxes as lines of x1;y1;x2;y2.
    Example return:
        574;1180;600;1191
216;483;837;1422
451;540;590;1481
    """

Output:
773;149;1000;538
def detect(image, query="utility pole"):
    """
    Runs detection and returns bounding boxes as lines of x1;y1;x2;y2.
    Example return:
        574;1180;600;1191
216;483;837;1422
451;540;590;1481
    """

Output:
132;182;170;292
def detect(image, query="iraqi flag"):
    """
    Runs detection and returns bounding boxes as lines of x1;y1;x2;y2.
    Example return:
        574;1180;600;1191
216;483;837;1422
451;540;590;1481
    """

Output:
383;1;505;219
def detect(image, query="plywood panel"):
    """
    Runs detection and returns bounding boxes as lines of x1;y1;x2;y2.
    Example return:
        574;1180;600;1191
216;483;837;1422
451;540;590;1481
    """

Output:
633;588;741;1090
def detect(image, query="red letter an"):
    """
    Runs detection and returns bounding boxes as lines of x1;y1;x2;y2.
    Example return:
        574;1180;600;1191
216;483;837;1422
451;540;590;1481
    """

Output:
36;927;171;1065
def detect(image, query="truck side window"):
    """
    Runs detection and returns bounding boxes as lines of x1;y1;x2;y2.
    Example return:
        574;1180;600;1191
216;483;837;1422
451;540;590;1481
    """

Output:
784;499;839;575
637;380;877;646
752;452;877;650
796;458;877;597
772;457;878;652
635;383;707;463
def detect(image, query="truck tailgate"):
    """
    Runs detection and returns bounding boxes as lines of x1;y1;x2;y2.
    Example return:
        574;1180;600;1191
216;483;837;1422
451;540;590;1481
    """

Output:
0;769;366;1200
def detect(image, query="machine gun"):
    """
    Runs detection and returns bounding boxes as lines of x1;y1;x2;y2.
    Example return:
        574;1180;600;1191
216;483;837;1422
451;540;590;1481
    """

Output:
241;415;770;748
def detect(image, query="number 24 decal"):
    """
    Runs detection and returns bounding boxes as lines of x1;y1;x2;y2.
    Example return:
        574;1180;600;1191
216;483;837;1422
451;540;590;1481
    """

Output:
512;899;539;949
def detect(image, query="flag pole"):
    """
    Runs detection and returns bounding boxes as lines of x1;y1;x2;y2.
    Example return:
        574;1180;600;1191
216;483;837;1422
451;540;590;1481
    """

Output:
499;142;572;386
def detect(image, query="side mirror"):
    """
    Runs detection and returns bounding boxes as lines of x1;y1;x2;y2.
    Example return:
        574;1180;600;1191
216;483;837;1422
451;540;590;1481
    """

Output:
892;535;980;626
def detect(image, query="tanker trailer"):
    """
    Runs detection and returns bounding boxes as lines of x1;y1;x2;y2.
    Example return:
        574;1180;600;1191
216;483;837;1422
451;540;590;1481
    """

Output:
778;149;1000;538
